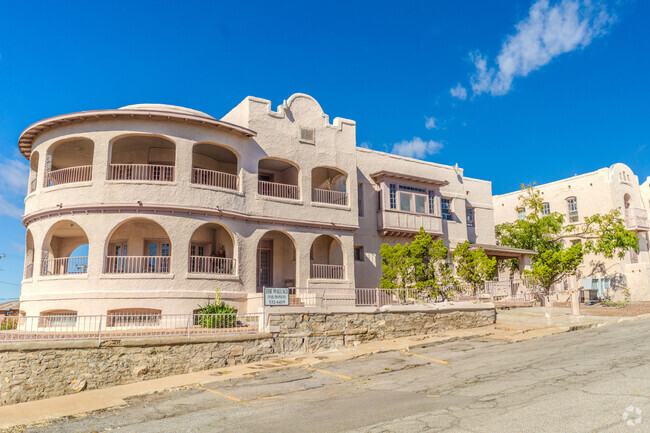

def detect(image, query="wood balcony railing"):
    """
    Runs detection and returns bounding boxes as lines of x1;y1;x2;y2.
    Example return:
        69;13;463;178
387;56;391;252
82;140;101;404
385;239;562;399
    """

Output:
310;264;345;280
188;256;236;274
312;188;348;206
258;180;299;200
191;168;238;190
109;164;174;182
41;257;88;276
45;166;93;187
104;256;170;274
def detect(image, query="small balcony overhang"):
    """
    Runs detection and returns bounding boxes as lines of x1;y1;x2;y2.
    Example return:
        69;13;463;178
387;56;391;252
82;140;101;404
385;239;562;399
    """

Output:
370;170;449;187
377;208;443;237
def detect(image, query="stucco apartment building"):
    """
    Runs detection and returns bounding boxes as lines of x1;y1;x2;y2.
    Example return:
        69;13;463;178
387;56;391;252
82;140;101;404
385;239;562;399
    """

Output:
19;93;516;318
493;163;650;301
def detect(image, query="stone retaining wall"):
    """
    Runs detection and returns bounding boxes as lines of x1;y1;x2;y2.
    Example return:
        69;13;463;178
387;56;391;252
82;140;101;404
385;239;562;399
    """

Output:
0;306;495;406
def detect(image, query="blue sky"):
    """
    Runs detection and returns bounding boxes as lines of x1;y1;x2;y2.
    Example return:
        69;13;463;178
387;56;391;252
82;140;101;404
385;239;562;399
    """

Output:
0;0;648;298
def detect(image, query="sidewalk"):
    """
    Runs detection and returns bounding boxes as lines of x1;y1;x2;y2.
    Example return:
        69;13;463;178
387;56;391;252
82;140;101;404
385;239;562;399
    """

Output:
2;310;647;431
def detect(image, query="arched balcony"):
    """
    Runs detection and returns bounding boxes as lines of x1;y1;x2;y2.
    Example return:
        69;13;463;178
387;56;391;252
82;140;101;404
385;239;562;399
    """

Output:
192;143;239;191
310;235;345;280
40;221;89;277
44;138;94;187
24;230;34;279
188;223;236;275
256;231;297;291
104;219;171;274
28;152;39;193
258;158;300;200
311;166;348;205
109;135;175;182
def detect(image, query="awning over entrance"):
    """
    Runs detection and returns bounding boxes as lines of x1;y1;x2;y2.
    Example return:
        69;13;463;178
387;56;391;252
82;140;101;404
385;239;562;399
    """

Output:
468;243;537;259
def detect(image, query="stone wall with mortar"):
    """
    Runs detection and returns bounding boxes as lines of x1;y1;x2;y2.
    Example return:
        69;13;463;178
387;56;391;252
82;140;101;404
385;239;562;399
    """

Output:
0;306;495;406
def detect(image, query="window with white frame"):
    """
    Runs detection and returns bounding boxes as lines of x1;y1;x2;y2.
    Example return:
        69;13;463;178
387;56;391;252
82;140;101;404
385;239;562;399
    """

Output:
441;198;451;220
466;207;475;227
542;202;550;215
428;190;436;214
389;184;397;209
567;197;579;222
517;208;526;220
398;190;428;213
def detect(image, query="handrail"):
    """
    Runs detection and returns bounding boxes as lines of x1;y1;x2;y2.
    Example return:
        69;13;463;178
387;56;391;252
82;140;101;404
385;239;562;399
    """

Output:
188;256;236;274
258;180;299;200
45;165;92;187
104;256;171;273
192;168;238;190
312;188;348;205
109;164;174;182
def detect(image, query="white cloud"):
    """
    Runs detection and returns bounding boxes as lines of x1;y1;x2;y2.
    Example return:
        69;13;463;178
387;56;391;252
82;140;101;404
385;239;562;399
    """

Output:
425;117;438;130
358;141;371;149
391;137;443;159
450;83;468;101
0;158;28;194
469;0;615;96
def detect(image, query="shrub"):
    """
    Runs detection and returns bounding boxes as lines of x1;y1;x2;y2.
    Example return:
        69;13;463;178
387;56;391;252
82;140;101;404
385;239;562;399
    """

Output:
0;317;18;331
195;301;238;328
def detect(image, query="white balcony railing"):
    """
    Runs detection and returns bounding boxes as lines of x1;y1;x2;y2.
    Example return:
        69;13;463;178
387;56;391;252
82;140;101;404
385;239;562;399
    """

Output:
104;256;170;274
312;188;348;206
29;177;37;193
41;257;88;276
377;208;443;236
188;256;236;274
109;164;174;182
624;208;650;231
310;264;345;280
191;168;238;190
258;180;299;200
45;165;93;187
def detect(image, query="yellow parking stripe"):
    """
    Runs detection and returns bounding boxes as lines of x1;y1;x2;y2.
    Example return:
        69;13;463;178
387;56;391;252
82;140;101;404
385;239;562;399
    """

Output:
307;367;354;380
404;351;451;365
198;386;243;402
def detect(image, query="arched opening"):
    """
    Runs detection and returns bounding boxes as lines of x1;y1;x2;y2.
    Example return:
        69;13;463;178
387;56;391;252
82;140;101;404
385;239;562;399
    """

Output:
46;138;94;187
40;221;89;276
109;135;175;182
29;152;39;193
105;218;172;274
258;158;300;200
25;230;34;279
192;143;239;190
39;310;78;327
311;167;348;205
310;235;345;279
256;231;297;291
188;223;236;274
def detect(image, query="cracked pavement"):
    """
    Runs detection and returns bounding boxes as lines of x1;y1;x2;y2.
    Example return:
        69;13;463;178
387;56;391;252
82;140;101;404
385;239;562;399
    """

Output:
20;318;650;433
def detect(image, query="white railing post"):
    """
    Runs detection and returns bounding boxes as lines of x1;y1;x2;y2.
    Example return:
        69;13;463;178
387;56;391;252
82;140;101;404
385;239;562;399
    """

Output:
97;315;103;343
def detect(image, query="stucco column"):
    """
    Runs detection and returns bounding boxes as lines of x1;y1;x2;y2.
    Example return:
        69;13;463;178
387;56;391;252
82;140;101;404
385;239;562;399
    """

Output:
92;134;109;184
340;233;355;287
174;138;194;185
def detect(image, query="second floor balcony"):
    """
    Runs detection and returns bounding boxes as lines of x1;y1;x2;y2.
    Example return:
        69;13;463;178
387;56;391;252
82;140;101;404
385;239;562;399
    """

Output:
624;208;650;231
258;158;300;200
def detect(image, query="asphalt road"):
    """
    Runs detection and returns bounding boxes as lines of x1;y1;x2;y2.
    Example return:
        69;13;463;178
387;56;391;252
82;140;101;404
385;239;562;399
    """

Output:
25;318;649;433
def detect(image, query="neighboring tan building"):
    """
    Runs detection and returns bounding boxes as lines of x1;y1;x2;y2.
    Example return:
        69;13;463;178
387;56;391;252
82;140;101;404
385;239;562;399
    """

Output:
18;93;515;318
493;163;650;301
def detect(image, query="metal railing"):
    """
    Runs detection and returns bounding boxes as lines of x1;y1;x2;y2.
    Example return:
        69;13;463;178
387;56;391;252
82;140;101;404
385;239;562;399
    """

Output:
0;313;262;342
192;168;238;190
188;256;235;274
24;262;34;279
312;188;348;205
258;180;299;200
109;164;174;182
45;165;93;187
104;256;170;274
310;264;345;280
41;257;88;276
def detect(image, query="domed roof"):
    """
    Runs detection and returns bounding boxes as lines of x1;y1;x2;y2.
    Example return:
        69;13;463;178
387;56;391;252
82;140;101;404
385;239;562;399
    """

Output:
118;104;215;120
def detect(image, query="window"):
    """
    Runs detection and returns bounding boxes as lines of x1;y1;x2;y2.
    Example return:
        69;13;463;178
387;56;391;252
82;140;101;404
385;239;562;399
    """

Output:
399;192;412;211
441;198;451;221
466;207;475;227
299;127;315;144
106;308;162;327
389;184;397;209
428;191;436;214
415;195;426;213
567;197;579;222
354;246;364;262
517;208;526;220
39;310;77;327
542;202;550;215
358;183;364;217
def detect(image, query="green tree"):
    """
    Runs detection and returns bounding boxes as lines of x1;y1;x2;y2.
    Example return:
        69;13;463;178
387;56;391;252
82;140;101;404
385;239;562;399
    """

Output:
380;227;456;299
496;185;639;293
452;241;496;294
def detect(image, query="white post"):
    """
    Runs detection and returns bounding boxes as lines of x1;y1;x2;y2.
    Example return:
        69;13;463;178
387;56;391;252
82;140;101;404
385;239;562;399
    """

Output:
571;289;580;316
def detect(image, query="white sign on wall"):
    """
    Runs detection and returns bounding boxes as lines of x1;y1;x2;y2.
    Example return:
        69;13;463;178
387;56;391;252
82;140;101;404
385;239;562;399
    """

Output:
264;287;290;306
